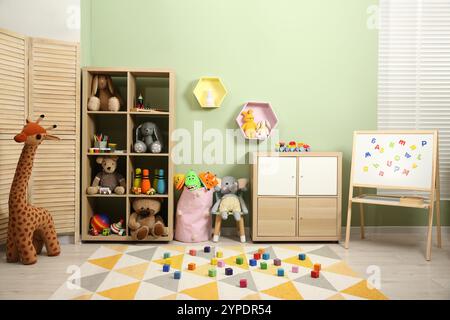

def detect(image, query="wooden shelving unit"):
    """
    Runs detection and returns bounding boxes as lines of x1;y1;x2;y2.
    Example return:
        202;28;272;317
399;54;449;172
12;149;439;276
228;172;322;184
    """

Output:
81;67;175;242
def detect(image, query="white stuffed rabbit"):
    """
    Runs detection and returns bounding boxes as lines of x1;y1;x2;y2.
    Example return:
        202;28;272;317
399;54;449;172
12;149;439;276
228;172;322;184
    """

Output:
256;120;271;140
87;75;122;111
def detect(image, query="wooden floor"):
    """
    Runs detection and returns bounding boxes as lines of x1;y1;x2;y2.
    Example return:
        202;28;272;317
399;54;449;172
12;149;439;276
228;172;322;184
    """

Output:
0;227;449;300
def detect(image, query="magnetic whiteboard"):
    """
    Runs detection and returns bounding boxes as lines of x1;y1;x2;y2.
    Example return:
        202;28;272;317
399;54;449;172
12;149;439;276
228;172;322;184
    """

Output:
352;131;436;190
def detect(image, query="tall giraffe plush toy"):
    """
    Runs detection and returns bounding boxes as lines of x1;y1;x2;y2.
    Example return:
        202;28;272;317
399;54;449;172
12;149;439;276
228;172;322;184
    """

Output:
7;115;61;265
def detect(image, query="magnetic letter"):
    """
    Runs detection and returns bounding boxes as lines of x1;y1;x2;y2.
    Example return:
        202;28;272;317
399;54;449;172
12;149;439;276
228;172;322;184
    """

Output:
399;140;406;146
375;144;380;150
422;141;427;147
365;152;371;158
387;160;392;167
394;166;400;172
405;152;411;159
371;138;376;144
379;171;384;176
389;142;395;148
402;169;410;176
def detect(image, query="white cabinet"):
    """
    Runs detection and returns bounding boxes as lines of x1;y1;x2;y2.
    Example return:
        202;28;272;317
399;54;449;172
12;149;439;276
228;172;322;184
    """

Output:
298;157;337;196
252;152;342;242
257;157;297;196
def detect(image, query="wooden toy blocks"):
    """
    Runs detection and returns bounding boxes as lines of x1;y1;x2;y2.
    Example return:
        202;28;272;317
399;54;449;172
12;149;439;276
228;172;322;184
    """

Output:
211;258;218;266
314;263;321;272
216;251;223;258
174;271;181;279
258;248;265;254
277;268;284;277
163;264;170;272
236;256;244;265
188;263;196;271
225;267;233;276
262;252;270;260
253;253;261;260
298;253;306;260
204;246;211;253
311;270;320;278
189;249;197;256
249;259;257;266
208;268;217;277
274;258;281;266
217;260;225;268
292;266;299;273
163;252;171;259
240;279;247;288
260;262;268;270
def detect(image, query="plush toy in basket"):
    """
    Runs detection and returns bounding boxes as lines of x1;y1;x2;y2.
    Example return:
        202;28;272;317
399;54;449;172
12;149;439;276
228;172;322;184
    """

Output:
174;170;217;242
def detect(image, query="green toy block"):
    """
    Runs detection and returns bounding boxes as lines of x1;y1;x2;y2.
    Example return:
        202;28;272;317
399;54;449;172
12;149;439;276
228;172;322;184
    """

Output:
208;268;217;277
260;262;268;270
236;256;244;265
163;252;171;259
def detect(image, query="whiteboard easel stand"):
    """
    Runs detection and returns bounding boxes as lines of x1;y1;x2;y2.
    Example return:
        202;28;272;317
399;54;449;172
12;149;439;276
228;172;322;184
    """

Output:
344;130;441;261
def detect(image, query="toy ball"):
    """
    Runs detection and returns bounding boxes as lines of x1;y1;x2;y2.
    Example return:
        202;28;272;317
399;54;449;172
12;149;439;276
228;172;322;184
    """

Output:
90;214;110;233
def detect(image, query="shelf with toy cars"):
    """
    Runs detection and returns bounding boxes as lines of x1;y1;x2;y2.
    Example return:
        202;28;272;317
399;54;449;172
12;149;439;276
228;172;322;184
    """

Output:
81;67;175;242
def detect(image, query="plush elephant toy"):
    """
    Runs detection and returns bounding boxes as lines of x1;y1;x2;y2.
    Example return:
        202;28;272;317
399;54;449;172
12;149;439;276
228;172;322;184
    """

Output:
134;122;163;153
210;176;248;221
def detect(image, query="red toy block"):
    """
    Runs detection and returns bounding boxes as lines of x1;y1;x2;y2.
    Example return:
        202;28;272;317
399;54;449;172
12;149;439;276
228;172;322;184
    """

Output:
189;249;197;256
311;270;320;278
253;253;261;260
314;263;321;272
240;279;247;288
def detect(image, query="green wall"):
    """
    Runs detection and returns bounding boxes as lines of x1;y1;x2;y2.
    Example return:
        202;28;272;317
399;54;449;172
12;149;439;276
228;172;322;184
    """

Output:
81;0;449;226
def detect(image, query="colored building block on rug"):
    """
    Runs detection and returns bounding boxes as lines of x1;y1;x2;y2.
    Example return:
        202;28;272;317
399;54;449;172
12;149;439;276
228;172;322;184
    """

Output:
211;258;218;266
208;268;217;277
236;256;244;265
204;246;211;253
189;249;196;256
225;268;233;276
314;263;321;272
298;253;306;260
311;270;320;278
217;260;225;268
260;262;268;270
216;251;223;258
240;279;247;288
249;259;257;267
292;266;299;273
163;264;170;272
254;253;261;260
274;258;281;266
277;268;284;277
163;252;170;259
188;263;196;271
174;271;181;279
262;253;270;260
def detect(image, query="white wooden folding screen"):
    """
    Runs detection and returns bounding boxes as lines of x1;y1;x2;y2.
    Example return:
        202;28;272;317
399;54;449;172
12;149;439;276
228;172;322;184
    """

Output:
0;29;80;243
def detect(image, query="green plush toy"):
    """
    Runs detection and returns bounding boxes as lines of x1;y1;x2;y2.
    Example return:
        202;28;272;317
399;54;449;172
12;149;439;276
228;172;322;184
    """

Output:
185;170;202;191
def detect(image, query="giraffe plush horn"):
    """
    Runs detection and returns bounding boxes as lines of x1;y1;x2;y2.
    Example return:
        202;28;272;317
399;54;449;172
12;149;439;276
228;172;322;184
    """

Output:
36;114;45;124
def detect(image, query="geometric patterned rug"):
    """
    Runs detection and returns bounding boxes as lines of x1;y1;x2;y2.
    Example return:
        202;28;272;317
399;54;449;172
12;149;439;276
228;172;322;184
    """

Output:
50;244;388;300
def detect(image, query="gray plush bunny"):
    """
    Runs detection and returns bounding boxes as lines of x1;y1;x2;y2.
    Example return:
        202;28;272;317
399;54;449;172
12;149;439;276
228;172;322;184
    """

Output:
211;176;248;221
134;122;163;153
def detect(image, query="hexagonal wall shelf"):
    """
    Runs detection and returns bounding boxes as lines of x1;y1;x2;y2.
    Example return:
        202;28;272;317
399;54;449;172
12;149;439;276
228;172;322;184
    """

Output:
193;77;227;108
236;101;278;140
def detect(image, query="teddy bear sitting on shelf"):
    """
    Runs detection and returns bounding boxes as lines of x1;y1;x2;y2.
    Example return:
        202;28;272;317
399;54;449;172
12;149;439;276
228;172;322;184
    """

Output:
129;198;167;240
86;156;126;195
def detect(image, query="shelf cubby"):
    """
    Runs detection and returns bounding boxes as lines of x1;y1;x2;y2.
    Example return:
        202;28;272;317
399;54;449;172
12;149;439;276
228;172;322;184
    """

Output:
81;67;175;242
129;114;169;154
127;196;170;241
193;77;228;108
84;197;128;238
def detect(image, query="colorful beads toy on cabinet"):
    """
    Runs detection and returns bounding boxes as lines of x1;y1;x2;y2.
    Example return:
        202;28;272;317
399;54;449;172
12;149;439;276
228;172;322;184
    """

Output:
275;141;311;152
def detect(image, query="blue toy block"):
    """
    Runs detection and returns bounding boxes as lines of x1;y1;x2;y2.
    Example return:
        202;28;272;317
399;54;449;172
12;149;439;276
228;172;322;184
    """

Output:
225;267;233;276
277;268;284;277
163;264;170;272
174;271;181;279
204;246;211;253
249;259;257;266
298;253;306;261
262;253;270;260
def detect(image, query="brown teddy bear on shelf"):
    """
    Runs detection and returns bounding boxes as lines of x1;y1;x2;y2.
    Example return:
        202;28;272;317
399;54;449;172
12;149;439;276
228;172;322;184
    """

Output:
86;156;126;195
129;198;166;240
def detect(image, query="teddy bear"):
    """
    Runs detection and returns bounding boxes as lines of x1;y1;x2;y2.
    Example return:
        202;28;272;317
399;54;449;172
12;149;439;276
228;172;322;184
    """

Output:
87;75;123;112
240;109;257;138
86;156;126;195
129;198;166;240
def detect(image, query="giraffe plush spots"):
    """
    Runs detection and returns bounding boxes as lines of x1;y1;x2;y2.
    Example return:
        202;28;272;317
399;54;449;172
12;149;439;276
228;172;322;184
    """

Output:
7;115;61;265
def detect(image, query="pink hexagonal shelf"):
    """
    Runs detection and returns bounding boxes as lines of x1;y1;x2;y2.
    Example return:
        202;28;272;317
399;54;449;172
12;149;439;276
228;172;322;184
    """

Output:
236;102;278;140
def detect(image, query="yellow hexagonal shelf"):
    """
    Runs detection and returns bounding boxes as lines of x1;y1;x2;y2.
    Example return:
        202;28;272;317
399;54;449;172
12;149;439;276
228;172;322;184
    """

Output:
193;77;228;108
